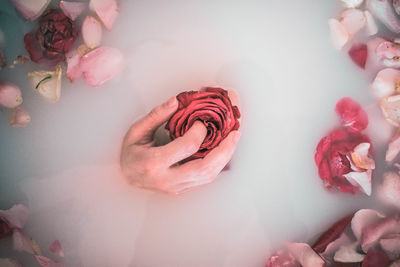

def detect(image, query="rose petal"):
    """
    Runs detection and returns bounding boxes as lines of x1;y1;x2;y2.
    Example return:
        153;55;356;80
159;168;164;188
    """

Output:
386;134;400;162
50;240;64;257
12;230;34;254
364;10;378;36
321;233;352;260
285;243;325;267
0;204;29;229
376;41;400;68
361;214;400;252
66;49;82;82
377;172;400;210
28;65;62;103
335;97;368;133
329;18;349;49
89;0;118;31
371;68;400;98
341;0;364;8
266;250;300;267
351;209;385;241
0;259;22;267
340;9;366;37
82;16;102;49
35;255;64;267
348;43;368;69
0;82;23;108
59;1;86;21
334;242;365;263
9;0;50;21
361;247;390;267
79;46;124;87
367;0;400;33
9;107;31;127
343;171;372;196
350;143;375;170
380;94;400;126
379;233;400;260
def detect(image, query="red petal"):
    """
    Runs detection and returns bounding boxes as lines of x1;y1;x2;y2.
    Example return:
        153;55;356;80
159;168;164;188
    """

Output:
348;43;368;69
335;98;368;133
361;248;390;267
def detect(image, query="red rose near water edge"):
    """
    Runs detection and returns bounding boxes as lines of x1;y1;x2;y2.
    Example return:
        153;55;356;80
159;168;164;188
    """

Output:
24;9;78;66
165;87;241;162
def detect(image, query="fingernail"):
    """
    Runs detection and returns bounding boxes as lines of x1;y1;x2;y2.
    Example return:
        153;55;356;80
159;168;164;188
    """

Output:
166;96;178;107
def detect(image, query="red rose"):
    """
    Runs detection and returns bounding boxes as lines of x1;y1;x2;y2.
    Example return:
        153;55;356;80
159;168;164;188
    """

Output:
315;129;373;194
24;9;78;66
165;87;240;162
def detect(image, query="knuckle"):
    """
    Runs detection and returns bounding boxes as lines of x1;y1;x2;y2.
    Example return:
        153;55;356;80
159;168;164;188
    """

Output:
148;105;163;121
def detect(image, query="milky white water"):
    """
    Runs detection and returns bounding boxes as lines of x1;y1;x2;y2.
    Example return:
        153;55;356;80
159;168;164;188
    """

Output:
0;0;393;266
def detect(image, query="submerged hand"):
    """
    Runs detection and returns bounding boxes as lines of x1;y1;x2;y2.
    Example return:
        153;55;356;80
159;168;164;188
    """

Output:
120;96;241;195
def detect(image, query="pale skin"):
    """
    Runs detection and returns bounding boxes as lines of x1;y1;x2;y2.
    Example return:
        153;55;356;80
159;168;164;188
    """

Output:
120;91;241;195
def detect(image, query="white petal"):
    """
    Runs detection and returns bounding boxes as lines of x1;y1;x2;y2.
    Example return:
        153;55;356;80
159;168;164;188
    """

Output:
351;209;385;241
341;0;364;8
9;107;31;127
82;16;102;49
364;10;378;36
28;65;62;103
334;242;365;262
59;1;86;21
89;0;118;31
350;142;375;170
329;18;349;49
285;242;325;267
344;170;372;196
340;9;366;36
9;0;50;21
377;171;400;210
0;82;23;108
80;46;124;87
372;68;400;98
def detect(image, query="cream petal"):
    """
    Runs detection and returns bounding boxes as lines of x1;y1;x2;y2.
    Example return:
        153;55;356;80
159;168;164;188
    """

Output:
28;65;62;103
89;0;118;31
350;142;375;170
377;172;400;210
9;107;31;127
340;9;366;36
367;0;400;33
351;209;385;241
328;18;349;49
80;46;124;87
0;82;23;108
380;94;400;126
82;16;102;49
9;0;50;21
334;242;365;262
0;204;29;229
364;10;378;36
341;0;364;8
343;170;372;196
371;68;400;98
285;242;325;267
59;1;86;21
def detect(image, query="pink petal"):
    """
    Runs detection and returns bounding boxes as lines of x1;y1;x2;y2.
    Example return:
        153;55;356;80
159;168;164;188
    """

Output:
341;0;364;8
334;242;365;263
35;255;64;267
361;247;390;267
66;49;82;82
329;18;349;49
377;171;400;210
340;9;366;36
59;1;86;21
50;240;64;257
12;230;34;254
343;170;372;196
0;204;29;229
80;46;124;87
0;258;22;267
286;243;325;267
380;94;400;127
367;0;400;33
266;250;300;267
321;233;352;259
361;214;400;252
348;43;368;69
350;143;375;170
89;0;118;31
364;10;378;36
379;233;400;260
0;82;23;108
82;16;102;49
371;68;400;98
9;107;31;127
386;134;400;162
335;97;368;133
351;209;385;241
376;40;400;68
9;0;50;21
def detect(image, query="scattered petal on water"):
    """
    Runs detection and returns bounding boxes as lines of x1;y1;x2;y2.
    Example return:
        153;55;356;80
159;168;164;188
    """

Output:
9;107;31;127
12;230;34;254
329;18;349;49
50;240;64;257
379;233;400;260
343;170;372;196
66;50;82;82
340;9;366;37
380;94;400;127
9;0;50;21
335;97;368;133
367;0;400;33
28;65;62;103
350;143;375;170
0;204;29;229
59;1;86;21
348;43;368;69
377;172;400;210
0;82;23;109
386;134;400;162
341;0;364;8
364;10;378;36
351;209;385;241
376;41;400;68
333;242;365;263
35;255;64;267
89;0;119;31
82;15;102;49
371;68;400;98
286;243;325;267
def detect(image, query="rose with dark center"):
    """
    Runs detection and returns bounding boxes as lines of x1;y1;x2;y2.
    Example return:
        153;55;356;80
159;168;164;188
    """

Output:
24;9;78;66
165;87;240;162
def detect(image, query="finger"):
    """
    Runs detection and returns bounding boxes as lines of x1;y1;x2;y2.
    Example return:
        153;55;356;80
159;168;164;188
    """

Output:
157;121;207;166
123;96;179;145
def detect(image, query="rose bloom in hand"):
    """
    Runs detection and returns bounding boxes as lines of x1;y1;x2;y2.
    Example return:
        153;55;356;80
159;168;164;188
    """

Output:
120;91;241;194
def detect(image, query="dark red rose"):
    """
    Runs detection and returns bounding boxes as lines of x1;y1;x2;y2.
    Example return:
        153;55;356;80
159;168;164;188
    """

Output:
24;9;78;66
0;218;11;239
165;87;240;162
315;128;373;194
362;248;390;267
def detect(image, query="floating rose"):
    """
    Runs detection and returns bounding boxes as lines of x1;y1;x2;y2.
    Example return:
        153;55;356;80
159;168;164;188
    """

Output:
24;9;78;66
165;87;241;162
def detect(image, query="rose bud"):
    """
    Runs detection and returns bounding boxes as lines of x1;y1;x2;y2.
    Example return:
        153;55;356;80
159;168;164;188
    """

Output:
0;82;23;108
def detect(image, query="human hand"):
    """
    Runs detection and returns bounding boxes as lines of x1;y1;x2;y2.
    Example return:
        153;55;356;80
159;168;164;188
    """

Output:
120;94;241;195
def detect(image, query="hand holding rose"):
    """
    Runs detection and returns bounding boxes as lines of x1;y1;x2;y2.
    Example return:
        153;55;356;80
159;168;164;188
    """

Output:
120;89;241;194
